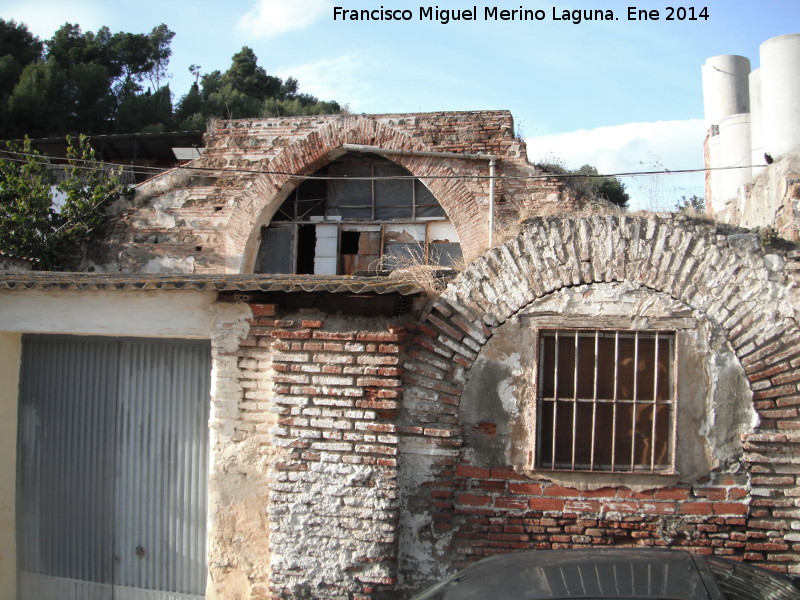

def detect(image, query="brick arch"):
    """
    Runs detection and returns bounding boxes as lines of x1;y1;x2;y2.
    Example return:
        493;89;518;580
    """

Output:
408;214;800;415
222;115;487;272
401;214;800;563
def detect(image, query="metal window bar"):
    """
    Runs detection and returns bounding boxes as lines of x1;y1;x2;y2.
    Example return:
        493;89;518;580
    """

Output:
651;333;660;471
630;331;640;471
611;331;619;472
571;331;579;470
538;330;675;473
590;330;599;471
551;331;559;471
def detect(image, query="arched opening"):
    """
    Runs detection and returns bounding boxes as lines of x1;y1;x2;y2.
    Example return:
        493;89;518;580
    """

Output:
253;152;462;275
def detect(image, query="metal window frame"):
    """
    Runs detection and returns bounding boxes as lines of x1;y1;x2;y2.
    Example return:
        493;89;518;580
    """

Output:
534;328;677;474
278;153;444;224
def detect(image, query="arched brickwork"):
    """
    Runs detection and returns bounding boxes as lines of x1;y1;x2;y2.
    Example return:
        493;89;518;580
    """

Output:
224;116;489;271
399;213;800;577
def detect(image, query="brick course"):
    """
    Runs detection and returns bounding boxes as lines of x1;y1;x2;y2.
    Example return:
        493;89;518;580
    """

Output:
241;310;407;599
398;214;800;589
104;112;567;274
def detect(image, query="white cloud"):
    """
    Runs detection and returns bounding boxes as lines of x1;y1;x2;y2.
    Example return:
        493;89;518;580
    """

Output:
524;119;707;211
275;53;375;111
238;0;331;38
3;0;110;37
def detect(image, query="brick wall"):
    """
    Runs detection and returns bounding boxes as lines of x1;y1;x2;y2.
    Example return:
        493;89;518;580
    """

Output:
206;214;800;599
396;214;800;592
99;112;567;274
210;301;413;599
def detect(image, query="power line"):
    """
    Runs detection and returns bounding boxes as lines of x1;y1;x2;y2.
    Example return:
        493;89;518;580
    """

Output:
0;146;755;183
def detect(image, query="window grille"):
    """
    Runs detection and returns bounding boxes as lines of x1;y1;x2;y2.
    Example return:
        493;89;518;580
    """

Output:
536;330;676;473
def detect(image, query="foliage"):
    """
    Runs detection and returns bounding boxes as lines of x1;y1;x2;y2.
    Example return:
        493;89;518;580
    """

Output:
0;19;43;113
176;47;342;128
755;225;779;248
0;19;343;138
675;195;705;215
538;162;629;208
0;136;129;269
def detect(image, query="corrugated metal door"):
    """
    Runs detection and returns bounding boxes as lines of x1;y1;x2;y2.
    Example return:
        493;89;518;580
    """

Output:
17;336;210;600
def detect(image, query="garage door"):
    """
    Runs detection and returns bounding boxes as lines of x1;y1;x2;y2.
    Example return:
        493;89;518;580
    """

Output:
17;336;210;600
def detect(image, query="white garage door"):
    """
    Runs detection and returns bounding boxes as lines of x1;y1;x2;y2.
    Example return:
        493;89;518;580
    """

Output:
17;336;210;600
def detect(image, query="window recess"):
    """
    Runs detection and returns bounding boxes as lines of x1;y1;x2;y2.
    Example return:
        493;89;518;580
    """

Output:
254;152;461;275
536;330;676;474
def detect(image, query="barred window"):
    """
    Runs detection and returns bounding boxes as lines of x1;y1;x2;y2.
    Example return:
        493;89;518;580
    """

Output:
536;330;676;473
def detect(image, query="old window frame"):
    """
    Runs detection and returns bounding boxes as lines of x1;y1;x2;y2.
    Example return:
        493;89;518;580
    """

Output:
256;152;461;274
271;153;445;223
534;329;677;474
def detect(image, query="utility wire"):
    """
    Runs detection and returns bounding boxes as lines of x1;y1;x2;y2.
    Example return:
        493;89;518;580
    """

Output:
0;146;759;183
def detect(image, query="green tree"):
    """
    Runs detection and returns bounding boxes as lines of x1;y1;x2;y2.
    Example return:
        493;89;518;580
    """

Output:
116;86;174;133
0;139;53;263
675;195;705;215
1;22;341;137
5;57;68;137
144;24;175;90
0;136;128;269
2;22;178;138
538;162;629;209
571;164;629;208
0;19;43;117
177;48;342;126
174;80;204;130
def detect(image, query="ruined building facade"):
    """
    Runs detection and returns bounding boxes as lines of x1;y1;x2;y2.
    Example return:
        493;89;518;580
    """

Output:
2;111;800;600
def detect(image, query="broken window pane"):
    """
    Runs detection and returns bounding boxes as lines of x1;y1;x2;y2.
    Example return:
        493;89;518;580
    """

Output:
254;152;459;274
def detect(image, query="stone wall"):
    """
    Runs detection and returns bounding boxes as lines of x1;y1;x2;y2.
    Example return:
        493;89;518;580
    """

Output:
396;214;800;592
707;150;800;243
94;112;567;274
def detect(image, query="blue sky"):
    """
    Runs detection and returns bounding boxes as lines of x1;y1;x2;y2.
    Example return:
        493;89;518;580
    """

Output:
2;0;798;209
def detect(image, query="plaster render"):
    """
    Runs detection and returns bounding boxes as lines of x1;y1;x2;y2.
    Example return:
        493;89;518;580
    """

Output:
459;283;754;490
0;289;214;338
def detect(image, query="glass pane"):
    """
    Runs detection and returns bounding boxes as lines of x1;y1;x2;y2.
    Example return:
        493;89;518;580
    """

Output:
375;162;413;218
382;243;423;269
415;181;445;217
429;242;462;267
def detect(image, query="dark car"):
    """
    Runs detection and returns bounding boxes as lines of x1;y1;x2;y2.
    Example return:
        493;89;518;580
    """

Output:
410;549;800;600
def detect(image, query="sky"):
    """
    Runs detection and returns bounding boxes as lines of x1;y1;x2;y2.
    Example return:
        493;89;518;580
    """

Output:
2;0;798;210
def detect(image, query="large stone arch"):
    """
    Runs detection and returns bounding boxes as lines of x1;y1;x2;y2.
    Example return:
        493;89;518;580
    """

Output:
398;214;800;580
222;115;488;272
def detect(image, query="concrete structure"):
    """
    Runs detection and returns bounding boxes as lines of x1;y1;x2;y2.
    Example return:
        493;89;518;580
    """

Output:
702;33;800;237
4;112;800;599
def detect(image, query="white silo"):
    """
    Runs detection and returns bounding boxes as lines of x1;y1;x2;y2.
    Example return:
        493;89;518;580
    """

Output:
702;55;752;209
705;133;724;215
749;68;767;179
719;113;752;203
701;55;751;126
759;33;800;161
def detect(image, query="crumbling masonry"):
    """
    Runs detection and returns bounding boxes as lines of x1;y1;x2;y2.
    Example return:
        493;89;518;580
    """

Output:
3;112;800;600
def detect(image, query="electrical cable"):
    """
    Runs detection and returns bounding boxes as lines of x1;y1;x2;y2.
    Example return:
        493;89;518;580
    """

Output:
0;146;759;183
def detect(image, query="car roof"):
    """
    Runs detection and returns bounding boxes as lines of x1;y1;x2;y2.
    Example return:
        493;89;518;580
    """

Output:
416;549;726;600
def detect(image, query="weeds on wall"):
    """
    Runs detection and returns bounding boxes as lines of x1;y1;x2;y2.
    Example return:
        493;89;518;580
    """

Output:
381;245;464;299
